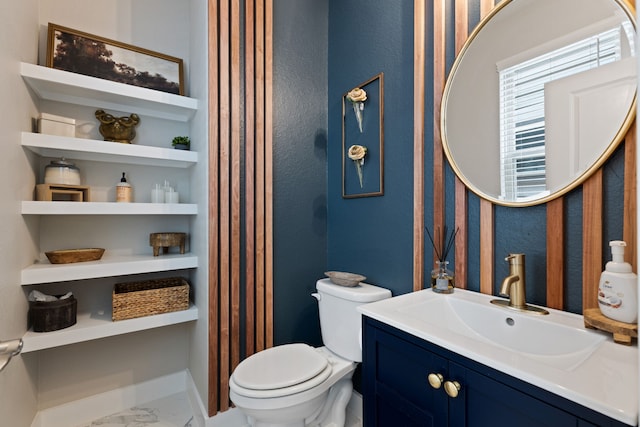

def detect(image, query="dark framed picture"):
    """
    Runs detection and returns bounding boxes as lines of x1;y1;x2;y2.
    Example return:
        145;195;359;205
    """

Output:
342;72;384;198
46;23;185;96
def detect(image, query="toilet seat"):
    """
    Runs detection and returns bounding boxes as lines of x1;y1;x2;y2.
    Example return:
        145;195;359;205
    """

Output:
230;343;333;398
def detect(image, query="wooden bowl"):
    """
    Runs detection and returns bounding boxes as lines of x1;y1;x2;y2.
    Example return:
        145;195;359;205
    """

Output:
324;271;366;287
45;248;105;264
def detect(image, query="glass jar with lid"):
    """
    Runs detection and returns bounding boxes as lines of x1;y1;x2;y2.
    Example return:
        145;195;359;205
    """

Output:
44;158;81;186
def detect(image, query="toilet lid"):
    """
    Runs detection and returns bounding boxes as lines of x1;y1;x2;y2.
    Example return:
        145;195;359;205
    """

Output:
232;343;329;391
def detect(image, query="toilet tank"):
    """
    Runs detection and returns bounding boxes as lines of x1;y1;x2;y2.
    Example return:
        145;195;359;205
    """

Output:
315;278;391;362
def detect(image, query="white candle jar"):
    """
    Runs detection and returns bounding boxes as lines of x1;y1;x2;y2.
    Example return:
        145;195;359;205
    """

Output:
44;159;81;186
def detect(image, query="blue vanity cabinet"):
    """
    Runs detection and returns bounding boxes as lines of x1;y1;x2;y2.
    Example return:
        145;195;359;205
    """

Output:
362;317;630;427
362;316;450;426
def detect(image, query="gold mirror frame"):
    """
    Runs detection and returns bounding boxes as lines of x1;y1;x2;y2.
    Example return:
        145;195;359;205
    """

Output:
440;0;637;207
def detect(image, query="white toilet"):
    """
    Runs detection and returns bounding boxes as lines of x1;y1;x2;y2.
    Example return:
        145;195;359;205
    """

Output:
229;278;391;427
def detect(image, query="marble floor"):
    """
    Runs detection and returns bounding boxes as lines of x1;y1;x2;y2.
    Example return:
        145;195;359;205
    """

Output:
70;389;362;427
75;392;194;427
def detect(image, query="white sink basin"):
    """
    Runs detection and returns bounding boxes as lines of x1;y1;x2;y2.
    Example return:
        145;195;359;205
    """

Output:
397;290;606;370
358;287;638;425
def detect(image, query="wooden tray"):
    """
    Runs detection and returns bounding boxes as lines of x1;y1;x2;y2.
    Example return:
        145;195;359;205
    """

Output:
584;308;638;345
45;248;105;264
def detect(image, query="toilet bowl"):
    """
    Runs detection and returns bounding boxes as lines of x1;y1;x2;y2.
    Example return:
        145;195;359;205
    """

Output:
229;345;355;427
229;278;391;427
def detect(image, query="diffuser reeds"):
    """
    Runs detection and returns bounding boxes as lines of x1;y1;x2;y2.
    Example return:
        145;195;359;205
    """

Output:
426;225;459;263
426;225;459;293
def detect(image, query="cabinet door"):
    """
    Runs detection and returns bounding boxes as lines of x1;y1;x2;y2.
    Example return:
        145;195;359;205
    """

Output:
363;322;450;426
448;361;577;427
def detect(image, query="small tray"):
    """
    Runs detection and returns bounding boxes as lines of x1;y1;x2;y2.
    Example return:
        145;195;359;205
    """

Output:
584;308;638;345
325;271;366;287
45;248;105;264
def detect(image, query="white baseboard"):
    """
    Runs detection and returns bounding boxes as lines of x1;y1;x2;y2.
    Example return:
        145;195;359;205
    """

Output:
183;371;248;427
206;408;249;427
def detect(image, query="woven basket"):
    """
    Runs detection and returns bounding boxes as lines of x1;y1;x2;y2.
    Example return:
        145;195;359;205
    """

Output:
112;277;190;321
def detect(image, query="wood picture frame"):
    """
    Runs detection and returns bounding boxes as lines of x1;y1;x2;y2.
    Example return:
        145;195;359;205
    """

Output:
46;23;185;96
342;72;384;198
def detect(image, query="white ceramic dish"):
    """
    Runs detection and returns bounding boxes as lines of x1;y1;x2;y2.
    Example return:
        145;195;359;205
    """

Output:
324;271;366;287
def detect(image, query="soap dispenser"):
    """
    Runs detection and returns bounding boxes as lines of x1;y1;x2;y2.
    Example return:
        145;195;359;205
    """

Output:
597;241;637;324
116;172;132;203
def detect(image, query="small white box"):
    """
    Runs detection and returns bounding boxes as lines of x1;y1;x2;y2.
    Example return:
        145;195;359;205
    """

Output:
37;113;76;137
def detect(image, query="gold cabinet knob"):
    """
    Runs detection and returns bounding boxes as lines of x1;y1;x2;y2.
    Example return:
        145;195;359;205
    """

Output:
444;380;461;398
427;373;444;389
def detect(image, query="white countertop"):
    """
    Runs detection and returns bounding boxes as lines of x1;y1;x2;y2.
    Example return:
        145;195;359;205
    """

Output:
358;288;638;426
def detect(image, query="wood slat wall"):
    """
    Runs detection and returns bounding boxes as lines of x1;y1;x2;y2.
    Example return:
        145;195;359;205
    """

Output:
413;0;426;291
625;122;638;272
454;0;469;290
415;0;637;312
478;0;495;296
208;0;273;415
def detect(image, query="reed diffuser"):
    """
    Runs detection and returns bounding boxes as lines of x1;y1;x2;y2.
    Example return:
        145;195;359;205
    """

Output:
426;226;459;293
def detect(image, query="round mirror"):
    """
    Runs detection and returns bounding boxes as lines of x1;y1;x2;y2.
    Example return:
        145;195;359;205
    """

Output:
441;0;636;206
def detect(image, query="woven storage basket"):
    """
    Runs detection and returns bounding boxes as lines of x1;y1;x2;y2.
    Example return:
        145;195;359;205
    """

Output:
29;296;77;332
112;277;189;321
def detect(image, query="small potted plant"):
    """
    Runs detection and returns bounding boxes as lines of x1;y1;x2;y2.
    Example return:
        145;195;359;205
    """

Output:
171;136;190;150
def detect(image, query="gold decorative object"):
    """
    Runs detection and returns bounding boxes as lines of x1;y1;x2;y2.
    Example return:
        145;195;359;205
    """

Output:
95;109;140;143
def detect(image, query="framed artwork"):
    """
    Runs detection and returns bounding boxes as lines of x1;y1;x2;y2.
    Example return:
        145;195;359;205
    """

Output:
342;72;384;198
46;23;185;96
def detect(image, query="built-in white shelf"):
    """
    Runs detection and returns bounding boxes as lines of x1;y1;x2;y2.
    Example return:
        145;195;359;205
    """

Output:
22;132;198;168
21;253;198;285
21;201;198;215
21;305;199;353
19;62;202;352
20;62;198;121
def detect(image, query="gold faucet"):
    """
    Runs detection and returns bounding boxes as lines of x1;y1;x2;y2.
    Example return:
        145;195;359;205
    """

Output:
491;253;549;315
499;253;526;308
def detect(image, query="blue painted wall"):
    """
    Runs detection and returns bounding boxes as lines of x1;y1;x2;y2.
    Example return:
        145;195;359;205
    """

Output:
273;0;329;346
324;0;625;314
327;0;415;298
271;0;627;349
